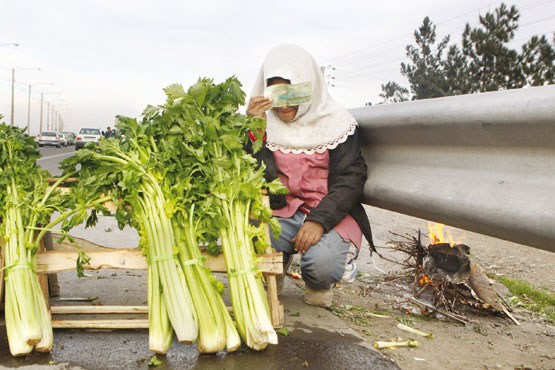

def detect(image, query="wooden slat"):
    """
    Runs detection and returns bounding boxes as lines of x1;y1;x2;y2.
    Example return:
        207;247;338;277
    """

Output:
37;249;147;272
51;305;148;315
36;248;283;275
52;319;149;329
33;187;284;329
265;275;284;328
262;195;284;328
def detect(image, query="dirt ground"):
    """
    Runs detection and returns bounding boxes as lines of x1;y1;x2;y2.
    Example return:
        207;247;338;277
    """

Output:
286;206;555;370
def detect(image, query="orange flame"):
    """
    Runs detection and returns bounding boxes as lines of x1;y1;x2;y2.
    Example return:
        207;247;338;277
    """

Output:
428;222;465;247
419;275;433;285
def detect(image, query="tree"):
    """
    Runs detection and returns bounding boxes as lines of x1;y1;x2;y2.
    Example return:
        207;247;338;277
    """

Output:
520;34;555;86
401;17;451;99
443;45;473;95
462;3;525;91
376;3;553;103
379;82;410;103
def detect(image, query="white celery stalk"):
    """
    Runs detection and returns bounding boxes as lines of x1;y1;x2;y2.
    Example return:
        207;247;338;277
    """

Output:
373;339;420;349
397;323;433;339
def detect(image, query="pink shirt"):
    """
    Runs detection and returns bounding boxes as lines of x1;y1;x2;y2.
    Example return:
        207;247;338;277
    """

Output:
272;150;363;248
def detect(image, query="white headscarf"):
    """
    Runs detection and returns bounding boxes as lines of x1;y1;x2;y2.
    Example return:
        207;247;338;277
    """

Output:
250;44;357;154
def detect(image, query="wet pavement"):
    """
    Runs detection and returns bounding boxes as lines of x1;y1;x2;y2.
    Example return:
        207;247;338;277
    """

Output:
0;326;399;370
0;215;401;370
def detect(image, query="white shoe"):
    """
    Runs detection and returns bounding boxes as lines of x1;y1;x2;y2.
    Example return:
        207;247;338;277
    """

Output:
304;286;333;308
341;260;357;283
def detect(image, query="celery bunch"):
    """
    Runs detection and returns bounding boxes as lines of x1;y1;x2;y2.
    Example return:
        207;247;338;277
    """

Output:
0;122;89;356
61;77;285;353
156;79;285;350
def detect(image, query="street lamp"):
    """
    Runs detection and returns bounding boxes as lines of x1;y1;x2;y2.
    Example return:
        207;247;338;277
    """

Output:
27;82;53;134
50;101;67;132
39;91;61;133
0;42;19;47
55;108;71;132
11;66;41;125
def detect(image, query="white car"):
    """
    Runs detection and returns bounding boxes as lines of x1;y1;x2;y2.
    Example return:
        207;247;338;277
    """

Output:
59;133;68;147
75;128;102;150
38;131;62;148
61;131;76;145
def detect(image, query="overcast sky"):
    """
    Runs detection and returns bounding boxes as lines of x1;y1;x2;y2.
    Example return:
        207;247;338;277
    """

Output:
1;0;553;135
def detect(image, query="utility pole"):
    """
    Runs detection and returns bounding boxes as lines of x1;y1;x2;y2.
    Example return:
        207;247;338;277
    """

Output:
46;102;50;131
27;82;53;134
10;68;15;125
27;84;31;132
10;66;41;127
39;92;44;133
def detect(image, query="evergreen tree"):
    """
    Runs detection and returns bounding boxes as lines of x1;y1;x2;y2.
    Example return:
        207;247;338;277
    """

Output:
461;3;525;91
520;34;555;86
379;82;410;103
443;45;472;95
401;17;450;99
376;3;553;104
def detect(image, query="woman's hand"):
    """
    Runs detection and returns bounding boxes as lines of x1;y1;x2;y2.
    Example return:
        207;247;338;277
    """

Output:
246;96;272;118
293;221;324;254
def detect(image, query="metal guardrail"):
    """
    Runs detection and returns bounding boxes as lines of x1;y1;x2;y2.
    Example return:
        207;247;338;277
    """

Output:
350;85;555;253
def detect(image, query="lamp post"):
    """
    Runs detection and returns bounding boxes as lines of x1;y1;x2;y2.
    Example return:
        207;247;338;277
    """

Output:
50;100;66;131
55;108;71;133
27;82;53;134
0;43;19;47
11;66;41;126
39;91;61;133
47;102;50;131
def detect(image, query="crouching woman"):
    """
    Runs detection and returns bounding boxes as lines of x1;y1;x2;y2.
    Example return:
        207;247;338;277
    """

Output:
246;44;375;307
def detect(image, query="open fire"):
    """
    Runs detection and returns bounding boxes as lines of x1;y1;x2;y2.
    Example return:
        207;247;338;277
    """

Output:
383;223;518;324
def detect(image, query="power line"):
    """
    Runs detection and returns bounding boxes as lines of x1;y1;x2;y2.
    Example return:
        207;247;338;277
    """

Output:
520;14;555;28
322;0;552;68
322;1;506;65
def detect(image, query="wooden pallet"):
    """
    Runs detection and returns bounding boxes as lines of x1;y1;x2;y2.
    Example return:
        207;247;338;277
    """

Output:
0;234;284;330
38;238;284;329
0;187;285;330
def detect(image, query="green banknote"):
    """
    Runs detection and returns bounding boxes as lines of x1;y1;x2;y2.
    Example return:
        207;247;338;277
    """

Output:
264;82;312;107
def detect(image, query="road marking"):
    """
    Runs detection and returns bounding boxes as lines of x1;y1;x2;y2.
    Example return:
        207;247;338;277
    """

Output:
37;152;74;161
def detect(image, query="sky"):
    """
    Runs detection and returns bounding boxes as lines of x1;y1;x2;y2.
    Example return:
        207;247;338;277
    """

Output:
1;0;554;135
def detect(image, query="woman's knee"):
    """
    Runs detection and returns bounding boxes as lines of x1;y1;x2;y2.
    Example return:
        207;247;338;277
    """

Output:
300;246;347;290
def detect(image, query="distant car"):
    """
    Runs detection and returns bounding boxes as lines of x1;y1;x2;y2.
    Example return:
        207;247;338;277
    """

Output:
75;128;102;150
62;131;76;145
59;133;68;147
38;131;62;148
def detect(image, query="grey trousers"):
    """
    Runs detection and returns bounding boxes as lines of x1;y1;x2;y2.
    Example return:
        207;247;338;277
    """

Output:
269;211;351;290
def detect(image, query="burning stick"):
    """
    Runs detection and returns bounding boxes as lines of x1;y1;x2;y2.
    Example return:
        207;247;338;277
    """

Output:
373;339;419;349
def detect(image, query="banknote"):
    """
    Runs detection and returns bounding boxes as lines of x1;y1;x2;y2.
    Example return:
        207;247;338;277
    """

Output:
264;82;312;107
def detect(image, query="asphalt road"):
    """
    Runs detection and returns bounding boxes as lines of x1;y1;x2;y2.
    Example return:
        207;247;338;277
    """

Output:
37;145;77;177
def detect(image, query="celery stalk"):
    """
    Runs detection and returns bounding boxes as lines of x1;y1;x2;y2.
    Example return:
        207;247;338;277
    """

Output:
220;199;277;350
397;323;433;338
148;263;173;354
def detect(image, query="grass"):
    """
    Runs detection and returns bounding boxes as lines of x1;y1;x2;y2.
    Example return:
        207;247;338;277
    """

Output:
497;276;555;324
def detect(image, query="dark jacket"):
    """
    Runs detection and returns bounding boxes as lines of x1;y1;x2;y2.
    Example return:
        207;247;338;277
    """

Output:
250;128;375;252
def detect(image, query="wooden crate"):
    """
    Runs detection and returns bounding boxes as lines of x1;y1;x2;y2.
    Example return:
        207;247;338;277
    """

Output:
0;184;285;330
36;237;284;329
0;233;284;329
